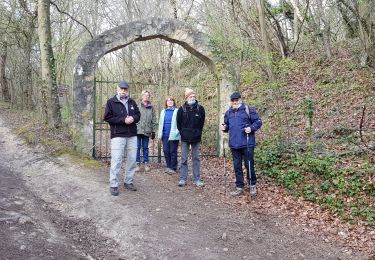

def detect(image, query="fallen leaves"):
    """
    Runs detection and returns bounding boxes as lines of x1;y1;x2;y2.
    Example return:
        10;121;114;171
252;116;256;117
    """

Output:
200;157;375;258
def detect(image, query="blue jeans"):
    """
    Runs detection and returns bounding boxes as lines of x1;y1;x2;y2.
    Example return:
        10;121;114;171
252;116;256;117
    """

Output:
136;134;149;163
162;136;179;171
110;136;137;187
180;141;201;182
231;146;256;188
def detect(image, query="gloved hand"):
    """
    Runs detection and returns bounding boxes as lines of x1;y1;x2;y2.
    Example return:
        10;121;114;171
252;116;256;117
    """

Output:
151;132;155;140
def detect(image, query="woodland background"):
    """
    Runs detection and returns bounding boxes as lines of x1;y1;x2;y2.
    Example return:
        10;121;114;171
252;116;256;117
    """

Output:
0;0;374;235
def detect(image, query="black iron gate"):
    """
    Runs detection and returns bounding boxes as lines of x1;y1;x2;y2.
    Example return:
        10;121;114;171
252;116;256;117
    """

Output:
93;78;220;161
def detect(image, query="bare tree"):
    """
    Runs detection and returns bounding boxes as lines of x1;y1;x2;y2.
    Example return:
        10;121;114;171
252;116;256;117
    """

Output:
0;40;10;101
258;0;276;81
337;0;375;65
37;0;61;127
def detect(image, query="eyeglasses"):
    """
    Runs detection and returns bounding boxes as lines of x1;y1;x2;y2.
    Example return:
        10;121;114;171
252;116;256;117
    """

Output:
231;99;239;102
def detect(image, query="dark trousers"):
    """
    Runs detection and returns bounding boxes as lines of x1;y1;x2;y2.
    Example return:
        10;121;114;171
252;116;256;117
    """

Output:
136;134;149;163
162;136;179;171
231;146;256;188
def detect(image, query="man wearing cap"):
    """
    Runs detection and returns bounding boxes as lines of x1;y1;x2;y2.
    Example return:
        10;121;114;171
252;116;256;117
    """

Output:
176;88;205;187
104;80;141;196
221;91;262;196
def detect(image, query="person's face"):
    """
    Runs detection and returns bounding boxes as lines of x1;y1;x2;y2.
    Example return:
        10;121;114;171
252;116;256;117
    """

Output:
166;98;174;107
231;98;241;107
142;92;150;102
187;94;196;102
117;87;128;97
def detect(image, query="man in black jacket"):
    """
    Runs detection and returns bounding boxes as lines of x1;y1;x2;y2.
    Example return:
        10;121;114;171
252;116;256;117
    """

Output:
104;80;141;196
176;88;205;187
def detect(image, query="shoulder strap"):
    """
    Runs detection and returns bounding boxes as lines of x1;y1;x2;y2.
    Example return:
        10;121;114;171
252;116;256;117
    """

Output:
224;109;229;118
245;105;250;118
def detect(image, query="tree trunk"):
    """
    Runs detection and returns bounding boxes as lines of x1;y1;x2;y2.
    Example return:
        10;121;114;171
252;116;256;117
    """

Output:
316;0;331;59
37;0;61;128
126;0;134;83
293;0;300;41
24;41;34;109
257;0;275;82
166;0;178;94
358;0;375;66
0;42;10;101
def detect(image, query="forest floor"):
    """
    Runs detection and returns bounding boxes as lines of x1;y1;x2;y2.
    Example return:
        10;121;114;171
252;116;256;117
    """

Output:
0;105;373;259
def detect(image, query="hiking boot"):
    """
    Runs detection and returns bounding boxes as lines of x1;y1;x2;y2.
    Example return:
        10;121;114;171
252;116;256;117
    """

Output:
135;163;140;172
178;180;186;187
110;187;119;196
250;185;256;197
230;188;244;196
144;164;150;172
124;183;137;191
194;180;205;188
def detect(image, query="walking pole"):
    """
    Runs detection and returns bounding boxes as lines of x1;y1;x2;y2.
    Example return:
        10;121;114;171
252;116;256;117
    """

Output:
223;137;227;196
152;138;154;163
246;133;252;198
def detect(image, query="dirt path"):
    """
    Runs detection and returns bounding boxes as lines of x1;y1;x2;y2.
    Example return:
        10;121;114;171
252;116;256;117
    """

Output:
0;116;367;260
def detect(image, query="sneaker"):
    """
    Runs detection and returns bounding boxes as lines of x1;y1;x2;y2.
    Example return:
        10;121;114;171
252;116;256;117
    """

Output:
230;188;244;196
194;180;205;187
250;185;256;197
124;183;137;191
110;187;119;196
166;168;175;175
144;164;150;172
178;180;186;187
135;163;140;172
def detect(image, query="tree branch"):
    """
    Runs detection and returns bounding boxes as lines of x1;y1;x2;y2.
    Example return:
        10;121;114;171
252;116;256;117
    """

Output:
336;0;369;33
291;0;310;54
50;1;93;39
359;105;366;143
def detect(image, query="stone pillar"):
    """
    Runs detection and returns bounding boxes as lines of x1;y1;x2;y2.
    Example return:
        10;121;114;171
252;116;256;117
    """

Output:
72;61;96;155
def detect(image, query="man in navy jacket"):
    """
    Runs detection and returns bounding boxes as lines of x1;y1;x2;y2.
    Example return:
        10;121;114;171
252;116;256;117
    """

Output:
104;80;140;196
221;91;262;196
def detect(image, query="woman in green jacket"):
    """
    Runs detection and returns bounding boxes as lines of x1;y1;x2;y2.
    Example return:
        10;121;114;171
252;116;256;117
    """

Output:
136;90;157;171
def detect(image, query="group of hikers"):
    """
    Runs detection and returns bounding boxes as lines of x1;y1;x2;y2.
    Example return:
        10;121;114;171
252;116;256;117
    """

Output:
103;80;262;197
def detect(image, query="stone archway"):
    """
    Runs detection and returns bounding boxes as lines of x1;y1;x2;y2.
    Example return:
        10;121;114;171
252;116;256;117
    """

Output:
73;17;218;154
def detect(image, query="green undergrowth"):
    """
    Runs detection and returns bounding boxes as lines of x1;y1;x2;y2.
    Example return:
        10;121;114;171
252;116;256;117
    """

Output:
255;138;374;225
15;121;102;169
52;147;103;169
